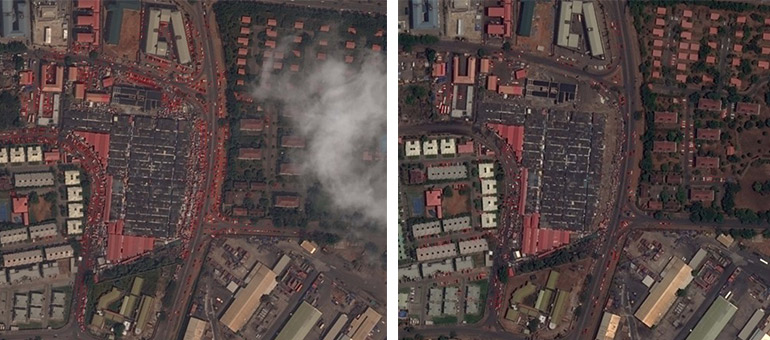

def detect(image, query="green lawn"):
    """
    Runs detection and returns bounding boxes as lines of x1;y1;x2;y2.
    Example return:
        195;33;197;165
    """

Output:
432;315;458;325
464;280;489;324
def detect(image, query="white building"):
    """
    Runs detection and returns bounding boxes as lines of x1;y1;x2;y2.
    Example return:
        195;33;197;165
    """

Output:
10;146;25;163
67;186;83;202
68;203;84;218
67;219;83;235
423;140;438;156
481;213;497;229
440;138;456;155
478;163;495;178
64;170;81;186
405;140;421;157
0;147;8;164
26;146;42;162
482;196;498;212
481;179;497;196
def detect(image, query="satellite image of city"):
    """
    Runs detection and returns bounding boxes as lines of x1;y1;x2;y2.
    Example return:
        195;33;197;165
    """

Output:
399;1;770;340
0;0;386;339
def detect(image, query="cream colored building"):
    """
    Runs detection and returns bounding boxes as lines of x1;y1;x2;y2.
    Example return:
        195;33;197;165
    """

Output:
219;263;277;332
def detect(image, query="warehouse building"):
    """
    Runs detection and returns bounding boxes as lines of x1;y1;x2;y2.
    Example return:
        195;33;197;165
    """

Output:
412;221;442;238
219;263;277;332
275;301;322;340
738;309;765;340
634;258;693;327
4;249;44;268
14;172;54;188
0;227;28;245
29;223;57;239
596;312;620;340
459;239;488;255
685;296;737;340
322;314;349;340
45;245;74;261
346;307;382;340
427;165;467;180
416;243;458;262
182;317;208;340
442;216;471;233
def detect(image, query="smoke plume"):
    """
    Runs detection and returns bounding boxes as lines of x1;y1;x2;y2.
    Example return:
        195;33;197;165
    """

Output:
251;52;386;225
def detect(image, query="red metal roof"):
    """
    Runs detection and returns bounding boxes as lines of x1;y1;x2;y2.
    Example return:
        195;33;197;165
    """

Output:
106;233;155;262
457;141;474;154
85;92;110;103
425;189;442;207
18;70;32;86
103;175;112;221
487;24;505;36
275;196;300;208
279;163;300;175
12;196;28;214
487;123;524;161
240;119;264;132
73;130;110;162
237;148;262;160
77;15;95;26
281;136;306;148
487;7;505;17
521;213;571;255
519;168;528;215
44;150;60;163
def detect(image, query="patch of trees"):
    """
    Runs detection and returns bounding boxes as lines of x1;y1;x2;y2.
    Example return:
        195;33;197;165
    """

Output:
398;34;439;51
305;230;341;245
722;182;741;214
516;237;593;273
727;228;757;238
0;91;21;130
688;202;724;223
0;41;26;54
753;180;770;195
100;254;180;281
404;84;428;105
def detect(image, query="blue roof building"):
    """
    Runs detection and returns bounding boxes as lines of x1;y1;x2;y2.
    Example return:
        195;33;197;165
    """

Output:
410;0;439;30
1;0;30;39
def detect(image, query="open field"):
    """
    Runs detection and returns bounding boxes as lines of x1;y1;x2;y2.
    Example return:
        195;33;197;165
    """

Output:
443;187;470;216
29;198;53;223
736;164;770;211
105;9;140;61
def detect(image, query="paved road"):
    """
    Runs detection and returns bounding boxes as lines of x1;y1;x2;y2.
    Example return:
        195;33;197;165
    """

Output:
157;0;225;338
571;0;640;339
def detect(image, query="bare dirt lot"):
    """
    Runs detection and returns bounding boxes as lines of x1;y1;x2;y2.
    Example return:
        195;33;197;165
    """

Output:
736;164;770;211
515;2;553;54
442;187;470;216
737;128;769;158
29;199;52;223
105;9;140;61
